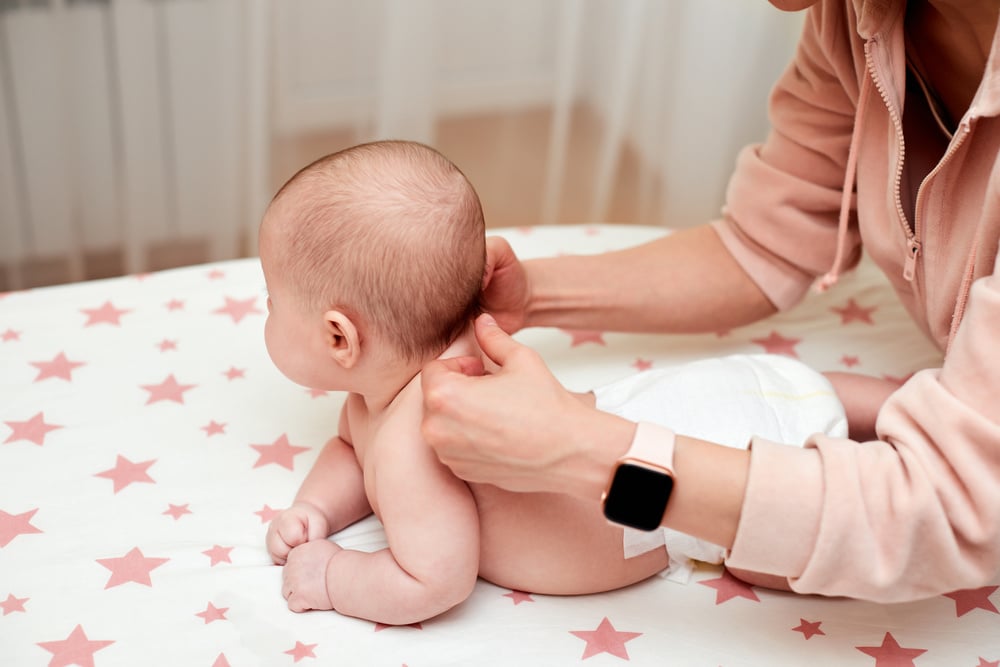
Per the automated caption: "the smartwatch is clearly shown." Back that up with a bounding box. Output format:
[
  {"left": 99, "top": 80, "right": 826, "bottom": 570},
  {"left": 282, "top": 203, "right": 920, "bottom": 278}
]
[{"left": 601, "top": 422, "right": 676, "bottom": 531}]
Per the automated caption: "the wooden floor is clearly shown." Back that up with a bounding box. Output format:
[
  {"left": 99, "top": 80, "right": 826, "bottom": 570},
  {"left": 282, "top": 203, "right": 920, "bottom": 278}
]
[{"left": 3, "top": 106, "right": 651, "bottom": 290}]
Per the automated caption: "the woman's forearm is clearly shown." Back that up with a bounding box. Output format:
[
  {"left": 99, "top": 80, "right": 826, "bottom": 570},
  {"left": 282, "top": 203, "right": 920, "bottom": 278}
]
[{"left": 523, "top": 225, "right": 776, "bottom": 334}]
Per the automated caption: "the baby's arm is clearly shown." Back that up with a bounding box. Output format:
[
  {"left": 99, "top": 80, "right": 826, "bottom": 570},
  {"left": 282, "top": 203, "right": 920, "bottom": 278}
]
[
  {"left": 822, "top": 371, "right": 900, "bottom": 442},
  {"left": 266, "top": 404, "right": 371, "bottom": 564},
  {"left": 283, "top": 385, "right": 480, "bottom": 625}
]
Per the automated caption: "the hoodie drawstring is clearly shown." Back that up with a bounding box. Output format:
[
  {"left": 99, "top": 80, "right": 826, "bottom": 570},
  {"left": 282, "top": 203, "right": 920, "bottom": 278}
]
[{"left": 816, "top": 70, "right": 873, "bottom": 293}]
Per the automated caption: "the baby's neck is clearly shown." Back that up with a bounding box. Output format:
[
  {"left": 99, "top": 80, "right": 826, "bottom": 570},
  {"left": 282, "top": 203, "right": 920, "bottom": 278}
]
[{"left": 356, "top": 321, "right": 480, "bottom": 414}]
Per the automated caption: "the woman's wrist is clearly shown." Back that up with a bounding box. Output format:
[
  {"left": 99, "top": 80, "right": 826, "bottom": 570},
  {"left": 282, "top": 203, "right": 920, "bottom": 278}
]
[{"left": 558, "top": 409, "right": 636, "bottom": 501}]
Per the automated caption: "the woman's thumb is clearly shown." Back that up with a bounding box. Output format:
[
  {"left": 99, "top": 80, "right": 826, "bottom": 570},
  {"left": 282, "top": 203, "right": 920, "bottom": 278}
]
[{"left": 475, "top": 313, "right": 521, "bottom": 366}]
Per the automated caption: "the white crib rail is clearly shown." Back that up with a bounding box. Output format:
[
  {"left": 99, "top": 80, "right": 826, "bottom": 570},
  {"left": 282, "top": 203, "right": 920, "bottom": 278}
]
[{"left": 0, "top": 0, "right": 268, "bottom": 290}]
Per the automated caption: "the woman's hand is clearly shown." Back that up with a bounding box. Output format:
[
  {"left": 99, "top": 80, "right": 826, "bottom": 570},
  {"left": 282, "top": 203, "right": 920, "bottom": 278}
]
[
  {"left": 421, "top": 314, "right": 634, "bottom": 498},
  {"left": 481, "top": 236, "right": 531, "bottom": 333}
]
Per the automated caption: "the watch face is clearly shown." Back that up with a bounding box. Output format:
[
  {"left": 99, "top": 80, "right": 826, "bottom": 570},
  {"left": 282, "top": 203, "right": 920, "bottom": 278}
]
[{"left": 603, "top": 462, "right": 673, "bottom": 532}]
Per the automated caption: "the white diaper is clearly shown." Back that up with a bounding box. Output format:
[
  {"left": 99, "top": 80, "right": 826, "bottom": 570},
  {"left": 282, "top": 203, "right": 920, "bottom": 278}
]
[{"left": 592, "top": 354, "right": 847, "bottom": 583}]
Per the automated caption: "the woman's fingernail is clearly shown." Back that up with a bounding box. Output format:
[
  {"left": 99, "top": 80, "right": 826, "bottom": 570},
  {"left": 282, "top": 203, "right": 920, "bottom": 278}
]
[{"left": 480, "top": 313, "right": 497, "bottom": 326}]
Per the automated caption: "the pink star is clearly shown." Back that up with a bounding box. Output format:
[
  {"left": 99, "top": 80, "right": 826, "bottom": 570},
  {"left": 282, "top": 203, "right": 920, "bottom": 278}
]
[
  {"left": 792, "top": 618, "right": 825, "bottom": 639},
  {"left": 203, "top": 544, "right": 234, "bottom": 566},
  {"left": 213, "top": 654, "right": 232, "bottom": 667},
  {"left": 94, "top": 455, "right": 156, "bottom": 493},
  {"left": 977, "top": 659, "right": 1000, "bottom": 667},
  {"left": 0, "top": 508, "right": 43, "bottom": 547},
  {"left": 570, "top": 617, "right": 641, "bottom": 660},
  {"left": 250, "top": 434, "right": 310, "bottom": 471},
  {"left": 4, "top": 411, "right": 62, "bottom": 445},
  {"left": 750, "top": 331, "right": 801, "bottom": 358},
  {"left": 31, "top": 351, "right": 86, "bottom": 382},
  {"left": 856, "top": 632, "right": 926, "bottom": 666},
  {"left": 223, "top": 366, "right": 245, "bottom": 380},
  {"left": 202, "top": 420, "right": 227, "bottom": 437},
  {"left": 81, "top": 300, "right": 131, "bottom": 326},
  {"left": 943, "top": 585, "right": 999, "bottom": 617},
  {"left": 503, "top": 590, "right": 534, "bottom": 605},
  {"left": 195, "top": 602, "right": 229, "bottom": 624},
  {"left": 255, "top": 504, "right": 281, "bottom": 523},
  {"left": 2, "top": 328, "right": 20, "bottom": 342},
  {"left": 831, "top": 298, "right": 877, "bottom": 325},
  {"left": 1, "top": 593, "right": 28, "bottom": 615},
  {"left": 140, "top": 374, "right": 196, "bottom": 405},
  {"left": 632, "top": 358, "right": 653, "bottom": 372},
  {"left": 163, "top": 503, "right": 192, "bottom": 520},
  {"left": 37, "top": 625, "right": 114, "bottom": 667},
  {"left": 841, "top": 354, "right": 860, "bottom": 368},
  {"left": 155, "top": 339, "right": 178, "bottom": 352},
  {"left": 213, "top": 296, "right": 263, "bottom": 324},
  {"left": 306, "top": 388, "right": 328, "bottom": 398},
  {"left": 165, "top": 298, "right": 185, "bottom": 311},
  {"left": 97, "top": 547, "right": 168, "bottom": 588},
  {"left": 698, "top": 569, "right": 760, "bottom": 604},
  {"left": 560, "top": 329, "right": 606, "bottom": 347},
  {"left": 285, "top": 641, "right": 318, "bottom": 662},
  {"left": 207, "top": 269, "right": 226, "bottom": 280}
]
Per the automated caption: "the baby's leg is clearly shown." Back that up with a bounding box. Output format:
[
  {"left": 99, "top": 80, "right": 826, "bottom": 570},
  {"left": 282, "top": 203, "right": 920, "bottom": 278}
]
[{"left": 473, "top": 484, "right": 667, "bottom": 595}]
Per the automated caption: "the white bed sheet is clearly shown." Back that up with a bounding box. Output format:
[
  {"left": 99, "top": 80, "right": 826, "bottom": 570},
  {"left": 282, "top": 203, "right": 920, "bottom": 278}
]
[{"left": 2, "top": 225, "right": 998, "bottom": 666}]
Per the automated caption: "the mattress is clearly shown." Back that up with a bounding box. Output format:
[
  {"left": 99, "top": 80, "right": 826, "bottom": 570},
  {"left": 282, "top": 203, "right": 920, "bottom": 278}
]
[{"left": 2, "top": 224, "right": 997, "bottom": 666}]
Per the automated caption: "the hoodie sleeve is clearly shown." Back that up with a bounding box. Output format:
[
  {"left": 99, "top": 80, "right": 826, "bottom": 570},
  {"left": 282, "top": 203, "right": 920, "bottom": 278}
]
[
  {"left": 711, "top": 2, "right": 864, "bottom": 310},
  {"left": 728, "top": 242, "right": 1000, "bottom": 601}
]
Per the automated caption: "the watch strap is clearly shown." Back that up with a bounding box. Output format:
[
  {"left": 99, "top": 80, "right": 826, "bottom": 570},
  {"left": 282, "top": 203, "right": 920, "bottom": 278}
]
[{"left": 622, "top": 422, "right": 676, "bottom": 474}]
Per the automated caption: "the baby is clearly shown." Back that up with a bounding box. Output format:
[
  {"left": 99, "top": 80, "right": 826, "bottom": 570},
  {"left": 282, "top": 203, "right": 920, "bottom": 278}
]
[{"left": 260, "top": 140, "right": 847, "bottom": 625}]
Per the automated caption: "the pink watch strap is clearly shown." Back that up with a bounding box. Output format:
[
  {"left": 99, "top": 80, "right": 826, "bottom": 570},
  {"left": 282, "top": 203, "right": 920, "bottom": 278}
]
[{"left": 622, "top": 422, "right": 676, "bottom": 475}]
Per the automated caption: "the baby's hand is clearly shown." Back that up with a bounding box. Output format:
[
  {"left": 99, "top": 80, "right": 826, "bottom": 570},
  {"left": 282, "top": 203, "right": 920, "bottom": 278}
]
[
  {"left": 266, "top": 502, "right": 331, "bottom": 565},
  {"left": 282, "top": 539, "right": 341, "bottom": 612}
]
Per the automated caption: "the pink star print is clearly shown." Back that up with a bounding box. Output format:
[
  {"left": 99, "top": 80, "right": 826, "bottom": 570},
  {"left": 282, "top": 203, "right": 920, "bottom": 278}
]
[
  {"left": 503, "top": 590, "right": 534, "bottom": 605},
  {"left": 202, "top": 420, "right": 227, "bottom": 437},
  {"left": 570, "top": 617, "right": 641, "bottom": 660},
  {"left": 155, "top": 339, "right": 178, "bottom": 352},
  {"left": 1, "top": 593, "right": 28, "bottom": 615},
  {"left": 285, "top": 641, "right": 318, "bottom": 662},
  {"left": 841, "top": 354, "right": 860, "bottom": 368},
  {"left": 203, "top": 545, "right": 234, "bottom": 566},
  {"left": 31, "top": 351, "right": 86, "bottom": 382},
  {"left": 4, "top": 411, "right": 62, "bottom": 445},
  {"left": 250, "top": 434, "right": 310, "bottom": 470},
  {"left": 750, "top": 331, "right": 801, "bottom": 358},
  {"left": 97, "top": 547, "right": 169, "bottom": 588},
  {"left": 37, "top": 625, "right": 114, "bottom": 667},
  {"left": 163, "top": 503, "right": 192, "bottom": 520},
  {"left": 2, "top": 328, "right": 20, "bottom": 342},
  {"left": 632, "top": 358, "right": 653, "bottom": 372},
  {"left": 560, "top": 329, "right": 607, "bottom": 347},
  {"left": 81, "top": 300, "right": 130, "bottom": 326},
  {"left": 306, "top": 388, "right": 328, "bottom": 398},
  {"left": 792, "top": 618, "right": 825, "bottom": 639},
  {"left": 0, "top": 508, "right": 42, "bottom": 547},
  {"left": 856, "top": 632, "right": 926, "bottom": 666},
  {"left": 698, "top": 569, "right": 760, "bottom": 604},
  {"left": 943, "top": 585, "right": 999, "bottom": 617},
  {"left": 207, "top": 269, "right": 226, "bottom": 280},
  {"left": 255, "top": 505, "right": 281, "bottom": 523},
  {"left": 196, "top": 602, "right": 229, "bottom": 624},
  {"left": 165, "top": 298, "right": 185, "bottom": 311},
  {"left": 223, "top": 366, "right": 245, "bottom": 380},
  {"left": 140, "top": 374, "right": 196, "bottom": 404},
  {"left": 94, "top": 455, "right": 156, "bottom": 493},
  {"left": 80, "top": 301, "right": 129, "bottom": 325},
  {"left": 831, "top": 298, "right": 877, "bottom": 324},
  {"left": 213, "top": 654, "right": 232, "bottom": 667},
  {"left": 977, "top": 659, "right": 1000, "bottom": 667},
  {"left": 213, "top": 296, "right": 263, "bottom": 323}
]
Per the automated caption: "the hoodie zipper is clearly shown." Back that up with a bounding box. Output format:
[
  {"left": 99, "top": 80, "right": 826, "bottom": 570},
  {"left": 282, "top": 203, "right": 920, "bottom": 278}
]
[{"left": 864, "top": 38, "right": 922, "bottom": 283}]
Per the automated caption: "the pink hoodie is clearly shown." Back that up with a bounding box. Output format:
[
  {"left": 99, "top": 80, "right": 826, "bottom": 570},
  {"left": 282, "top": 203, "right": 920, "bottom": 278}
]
[{"left": 712, "top": 0, "right": 1000, "bottom": 601}]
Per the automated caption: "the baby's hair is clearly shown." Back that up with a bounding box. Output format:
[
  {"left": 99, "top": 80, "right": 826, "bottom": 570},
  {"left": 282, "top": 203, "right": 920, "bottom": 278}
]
[{"left": 267, "top": 140, "right": 486, "bottom": 361}]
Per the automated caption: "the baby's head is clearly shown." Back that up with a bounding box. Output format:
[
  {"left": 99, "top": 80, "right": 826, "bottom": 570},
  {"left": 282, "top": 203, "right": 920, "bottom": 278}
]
[{"left": 259, "top": 141, "right": 486, "bottom": 385}]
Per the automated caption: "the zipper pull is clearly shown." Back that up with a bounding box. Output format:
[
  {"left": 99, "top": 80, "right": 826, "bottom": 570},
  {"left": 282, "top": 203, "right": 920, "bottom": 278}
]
[{"left": 903, "top": 238, "right": 921, "bottom": 281}]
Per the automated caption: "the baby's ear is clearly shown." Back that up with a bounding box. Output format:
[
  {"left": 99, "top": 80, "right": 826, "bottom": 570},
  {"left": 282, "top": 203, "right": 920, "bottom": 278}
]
[{"left": 323, "top": 310, "right": 361, "bottom": 369}]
